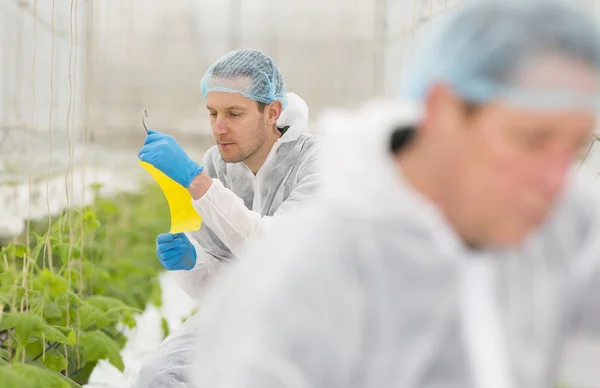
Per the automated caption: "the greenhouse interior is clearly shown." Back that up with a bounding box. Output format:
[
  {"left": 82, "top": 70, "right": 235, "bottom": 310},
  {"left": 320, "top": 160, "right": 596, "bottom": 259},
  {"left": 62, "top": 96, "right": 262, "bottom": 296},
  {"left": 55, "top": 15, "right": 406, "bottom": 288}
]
[{"left": 2, "top": 0, "right": 600, "bottom": 387}]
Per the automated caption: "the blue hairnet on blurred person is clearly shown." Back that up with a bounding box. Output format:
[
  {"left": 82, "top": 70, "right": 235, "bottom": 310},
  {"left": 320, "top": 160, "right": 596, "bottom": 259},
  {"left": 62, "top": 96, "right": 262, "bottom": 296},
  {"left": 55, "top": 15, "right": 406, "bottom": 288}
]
[
  {"left": 404, "top": 0, "right": 600, "bottom": 111},
  {"left": 183, "top": 1, "right": 600, "bottom": 387},
  {"left": 133, "top": 49, "right": 322, "bottom": 387}
]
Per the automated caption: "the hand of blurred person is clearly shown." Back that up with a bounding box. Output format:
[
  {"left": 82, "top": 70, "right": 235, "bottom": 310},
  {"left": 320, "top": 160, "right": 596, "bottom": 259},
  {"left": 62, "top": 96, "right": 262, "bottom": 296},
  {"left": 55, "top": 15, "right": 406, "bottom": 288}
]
[
  {"left": 138, "top": 130, "right": 204, "bottom": 188},
  {"left": 156, "top": 232, "right": 197, "bottom": 271}
]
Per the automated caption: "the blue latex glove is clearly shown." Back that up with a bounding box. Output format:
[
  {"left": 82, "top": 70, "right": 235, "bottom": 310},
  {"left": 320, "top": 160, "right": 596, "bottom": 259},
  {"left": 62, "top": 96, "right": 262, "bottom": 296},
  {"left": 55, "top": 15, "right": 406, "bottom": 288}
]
[
  {"left": 138, "top": 130, "right": 204, "bottom": 188},
  {"left": 156, "top": 233, "right": 197, "bottom": 271}
]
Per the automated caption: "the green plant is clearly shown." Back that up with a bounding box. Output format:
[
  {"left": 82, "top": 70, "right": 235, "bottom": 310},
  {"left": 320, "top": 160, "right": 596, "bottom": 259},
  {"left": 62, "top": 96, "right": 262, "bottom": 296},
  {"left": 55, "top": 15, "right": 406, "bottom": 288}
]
[{"left": 0, "top": 183, "right": 169, "bottom": 387}]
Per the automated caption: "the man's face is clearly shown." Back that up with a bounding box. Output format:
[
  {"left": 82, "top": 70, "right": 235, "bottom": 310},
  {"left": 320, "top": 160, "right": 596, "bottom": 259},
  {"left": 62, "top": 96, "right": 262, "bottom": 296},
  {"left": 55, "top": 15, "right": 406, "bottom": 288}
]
[
  {"left": 424, "top": 65, "right": 597, "bottom": 247},
  {"left": 206, "top": 91, "right": 272, "bottom": 163}
]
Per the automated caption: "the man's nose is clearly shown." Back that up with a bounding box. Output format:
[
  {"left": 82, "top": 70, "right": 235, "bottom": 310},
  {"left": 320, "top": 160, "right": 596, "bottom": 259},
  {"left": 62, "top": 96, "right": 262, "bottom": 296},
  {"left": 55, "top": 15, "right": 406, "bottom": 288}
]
[{"left": 213, "top": 116, "right": 228, "bottom": 134}]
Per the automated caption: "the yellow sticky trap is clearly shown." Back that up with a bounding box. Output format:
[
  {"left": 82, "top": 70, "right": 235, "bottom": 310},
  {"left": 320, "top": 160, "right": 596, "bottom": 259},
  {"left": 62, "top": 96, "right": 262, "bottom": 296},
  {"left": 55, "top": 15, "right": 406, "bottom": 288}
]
[{"left": 139, "top": 160, "right": 203, "bottom": 233}]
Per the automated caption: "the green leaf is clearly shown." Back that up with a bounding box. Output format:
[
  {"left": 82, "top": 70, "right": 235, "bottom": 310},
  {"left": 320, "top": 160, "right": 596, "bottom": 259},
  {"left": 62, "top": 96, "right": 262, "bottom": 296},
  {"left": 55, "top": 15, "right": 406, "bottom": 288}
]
[
  {"left": 64, "top": 292, "right": 84, "bottom": 306},
  {"left": 81, "top": 210, "right": 100, "bottom": 231},
  {"left": 122, "top": 314, "right": 136, "bottom": 329},
  {"left": 30, "top": 233, "right": 47, "bottom": 264},
  {"left": 53, "top": 242, "right": 82, "bottom": 261},
  {"left": 83, "top": 296, "right": 140, "bottom": 329},
  {"left": 51, "top": 326, "right": 77, "bottom": 346},
  {"left": 67, "top": 360, "right": 96, "bottom": 385},
  {"left": 0, "top": 292, "right": 12, "bottom": 306},
  {"left": 1, "top": 286, "right": 42, "bottom": 308},
  {"left": 41, "top": 325, "right": 73, "bottom": 345},
  {"left": 0, "top": 365, "right": 35, "bottom": 388},
  {"left": 89, "top": 182, "right": 103, "bottom": 193},
  {"left": 1, "top": 244, "right": 30, "bottom": 259},
  {"left": 0, "top": 271, "right": 16, "bottom": 288},
  {"left": 40, "top": 352, "right": 67, "bottom": 372},
  {"left": 0, "top": 312, "right": 36, "bottom": 344},
  {"left": 25, "top": 338, "right": 44, "bottom": 358},
  {"left": 79, "top": 330, "right": 124, "bottom": 372},
  {"left": 99, "top": 199, "right": 119, "bottom": 215},
  {"left": 66, "top": 329, "right": 77, "bottom": 346},
  {"left": 43, "top": 302, "right": 63, "bottom": 320},
  {"left": 11, "top": 363, "right": 71, "bottom": 388},
  {"left": 0, "top": 313, "right": 73, "bottom": 346},
  {"left": 33, "top": 270, "right": 69, "bottom": 297},
  {"left": 78, "top": 304, "right": 110, "bottom": 331},
  {"left": 84, "top": 295, "right": 130, "bottom": 312}
]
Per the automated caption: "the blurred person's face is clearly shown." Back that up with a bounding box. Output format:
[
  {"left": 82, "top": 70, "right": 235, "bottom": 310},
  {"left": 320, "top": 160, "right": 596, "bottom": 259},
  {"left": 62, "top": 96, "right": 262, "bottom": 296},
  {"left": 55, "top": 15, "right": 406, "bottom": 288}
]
[
  {"left": 206, "top": 89, "right": 282, "bottom": 172},
  {"left": 417, "top": 59, "right": 597, "bottom": 247}
]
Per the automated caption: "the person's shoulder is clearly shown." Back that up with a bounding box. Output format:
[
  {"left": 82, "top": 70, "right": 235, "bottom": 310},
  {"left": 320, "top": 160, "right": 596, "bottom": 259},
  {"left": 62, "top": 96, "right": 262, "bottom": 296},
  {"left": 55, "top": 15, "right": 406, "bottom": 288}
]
[
  {"left": 297, "top": 132, "right": 322, "bottom": 148},
  {"left": 291, "top": 133, "right": 322, "bottom": 162}
]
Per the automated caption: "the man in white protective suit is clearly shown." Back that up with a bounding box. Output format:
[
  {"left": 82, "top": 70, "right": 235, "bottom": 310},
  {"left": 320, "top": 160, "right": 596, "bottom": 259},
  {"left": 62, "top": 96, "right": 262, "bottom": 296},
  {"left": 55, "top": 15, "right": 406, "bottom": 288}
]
[
  {"left": 185, "top": 1, "right": 600, "bottom": 387},
  {"left": 133, "top": 49, "right": 321, "bottom": 387}
]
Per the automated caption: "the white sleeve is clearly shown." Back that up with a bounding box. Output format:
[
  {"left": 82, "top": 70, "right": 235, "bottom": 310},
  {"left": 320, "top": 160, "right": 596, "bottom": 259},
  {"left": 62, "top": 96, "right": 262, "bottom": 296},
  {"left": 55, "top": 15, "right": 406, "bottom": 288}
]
[
  {"left": 190, "top": 163, "right": 321, "bottom": 257},
  {"left": 170, "top": 237, "right": 228, "bottom": 302},
  {"left": 190, "top": 180, "right": 267, "bottom": 257}
]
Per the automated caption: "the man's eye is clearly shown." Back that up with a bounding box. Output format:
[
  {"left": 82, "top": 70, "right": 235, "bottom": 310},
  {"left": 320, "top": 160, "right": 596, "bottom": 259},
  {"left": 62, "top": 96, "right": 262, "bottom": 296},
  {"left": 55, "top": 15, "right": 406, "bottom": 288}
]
[
  {"left": 230, "top": 112, "right": 241, "bottom": 118},
  {"left": 209, "top": 112, "right": 217, "bottom": 118}
]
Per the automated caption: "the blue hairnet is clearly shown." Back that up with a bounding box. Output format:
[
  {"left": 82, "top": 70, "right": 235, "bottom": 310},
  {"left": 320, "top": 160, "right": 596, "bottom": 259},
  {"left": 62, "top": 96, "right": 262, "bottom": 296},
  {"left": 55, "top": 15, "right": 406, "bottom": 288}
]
[
  {"left": 200, "top": 49, "right": 288, "bottom": 109},
  {"left": 403, "top": 0, "right": 600, "bottom": 111}
]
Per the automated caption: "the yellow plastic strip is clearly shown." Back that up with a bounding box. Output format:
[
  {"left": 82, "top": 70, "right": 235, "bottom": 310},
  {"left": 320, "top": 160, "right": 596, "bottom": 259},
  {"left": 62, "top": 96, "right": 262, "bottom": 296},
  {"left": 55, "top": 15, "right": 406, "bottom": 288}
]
[{"left": 139, "top": 160, "right": 203, "bottom": 233}]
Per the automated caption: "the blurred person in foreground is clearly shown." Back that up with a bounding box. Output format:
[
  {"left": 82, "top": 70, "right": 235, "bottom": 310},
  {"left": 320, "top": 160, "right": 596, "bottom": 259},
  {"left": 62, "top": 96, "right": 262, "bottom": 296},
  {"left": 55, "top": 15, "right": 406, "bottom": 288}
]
[
  {"left": 186, "top": 1, "right": 600, "bottom": 387},
  {"left": 133, "top": 49, "right": 321, "bottom": 387}
]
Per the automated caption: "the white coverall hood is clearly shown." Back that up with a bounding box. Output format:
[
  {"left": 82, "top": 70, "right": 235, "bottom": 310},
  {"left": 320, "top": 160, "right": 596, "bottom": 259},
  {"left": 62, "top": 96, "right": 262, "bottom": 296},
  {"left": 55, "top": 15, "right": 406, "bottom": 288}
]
[
  {"left": 276, "top": 92, "right": 310, "bottom": 143},
  {"left": 318, "top": 99, "right": 464, "bottom": 253}
]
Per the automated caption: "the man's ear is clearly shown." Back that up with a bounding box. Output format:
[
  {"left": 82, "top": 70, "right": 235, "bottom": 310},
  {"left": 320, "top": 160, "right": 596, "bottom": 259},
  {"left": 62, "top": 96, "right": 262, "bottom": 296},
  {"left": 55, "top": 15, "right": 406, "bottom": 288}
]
[
  {"left": 267, "top": 101, "right": 283, "bottom": 125},
  {"left": 422, "top": 83, "right": 466, "bottom": 137}
]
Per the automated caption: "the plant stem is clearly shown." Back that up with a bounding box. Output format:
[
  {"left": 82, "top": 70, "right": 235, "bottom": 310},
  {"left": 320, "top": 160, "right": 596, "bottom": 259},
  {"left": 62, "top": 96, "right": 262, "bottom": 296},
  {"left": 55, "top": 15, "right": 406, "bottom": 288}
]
[{"left": 14, "top": 345, "right": 23, "bottom": 364}]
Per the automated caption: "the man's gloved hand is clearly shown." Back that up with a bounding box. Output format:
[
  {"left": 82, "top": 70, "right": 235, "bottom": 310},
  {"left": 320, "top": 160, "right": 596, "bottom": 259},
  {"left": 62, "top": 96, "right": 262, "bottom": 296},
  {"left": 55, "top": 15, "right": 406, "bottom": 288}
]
[
  {"left": 138, "top": 130, "right": 204, "bottom": 188},
  {"left": 156, "top": 233, "right": 197, "bottom": 271}
]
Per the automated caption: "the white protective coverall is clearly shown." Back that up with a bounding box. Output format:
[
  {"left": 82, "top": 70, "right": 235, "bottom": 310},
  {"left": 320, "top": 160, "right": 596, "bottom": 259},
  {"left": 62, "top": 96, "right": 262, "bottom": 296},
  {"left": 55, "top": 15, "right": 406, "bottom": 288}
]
[
  {"left": 186, "top": 100, "right": 600, "bottom": 388},
  {"left": 174, "top": 92, "right": 321, "bottom": 300},
  {"left": 132, "top": 93, "right": 321, "bottom": 388}
]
